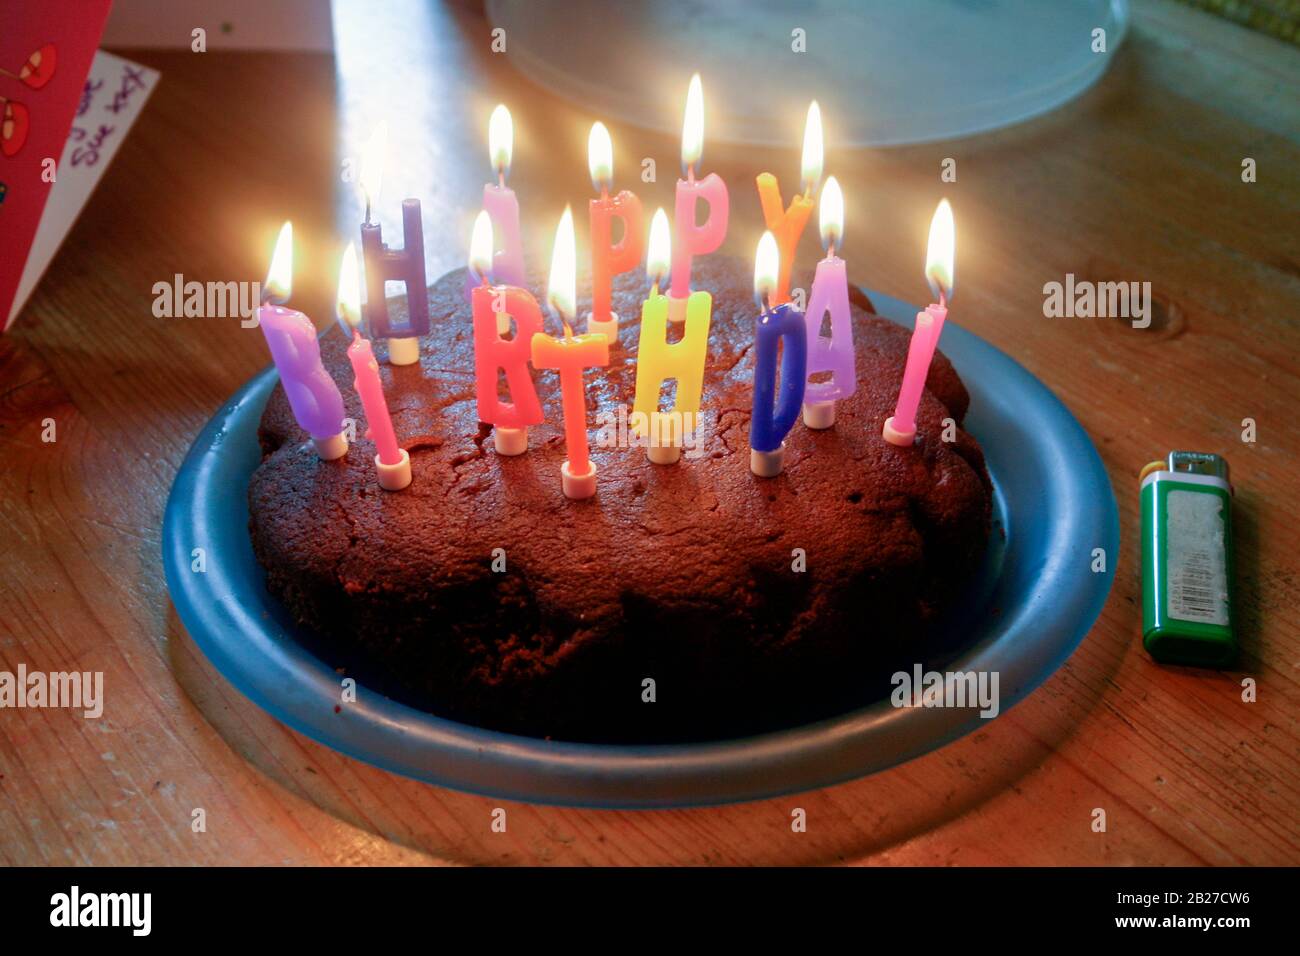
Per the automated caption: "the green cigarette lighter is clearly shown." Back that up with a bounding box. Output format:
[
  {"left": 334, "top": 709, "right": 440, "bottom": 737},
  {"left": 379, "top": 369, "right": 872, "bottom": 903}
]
[{"left": 1139, "top": 452, "right": 1236, "bottom": 667}]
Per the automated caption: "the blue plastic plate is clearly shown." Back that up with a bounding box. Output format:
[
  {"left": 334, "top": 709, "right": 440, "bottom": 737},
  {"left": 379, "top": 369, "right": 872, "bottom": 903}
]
[{"left": 163, "top": 289, "right": 1118, "bottom": 808}]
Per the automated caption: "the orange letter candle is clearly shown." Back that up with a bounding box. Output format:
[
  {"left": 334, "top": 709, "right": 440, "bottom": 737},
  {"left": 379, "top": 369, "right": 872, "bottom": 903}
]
[
  {"left": 469, "top": 211, "right": 544, "bottom": 456},
  {"left": 530, "top": 207, "right": 610, "bottom": 499},
  {"left": 633, "top": 208, "right": 711, "bottom": 465},
  {"left": 755, "top": 101, "right": 823, "bottom": 306},
  {"left": 586, "top": 121, "right": 643, "bottom": 346}
]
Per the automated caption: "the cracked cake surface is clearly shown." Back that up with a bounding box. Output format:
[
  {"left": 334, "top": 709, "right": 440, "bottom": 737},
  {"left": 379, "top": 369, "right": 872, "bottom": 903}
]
[{"left": 248, "top": 257, "right": 991, "bottom": 742}]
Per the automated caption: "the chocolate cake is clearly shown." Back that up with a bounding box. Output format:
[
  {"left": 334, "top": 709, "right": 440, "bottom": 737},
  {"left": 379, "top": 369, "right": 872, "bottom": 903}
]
[{"left": 248, "top": 257, "right": 992, "bottom": 742}]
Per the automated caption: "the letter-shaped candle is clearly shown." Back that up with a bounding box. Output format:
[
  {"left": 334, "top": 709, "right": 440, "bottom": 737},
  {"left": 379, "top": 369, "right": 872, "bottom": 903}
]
[
  {"left": 669, "top": 73, "right": 729, "bottom": 322},
  {"left": 256, "top": 221, "right": 348, "bottom": 460},
  {"left": 335, "top": 242, "right": 411, "bottom": 490},
  {"left": 469, "top": 211, "right": 545, "bottom": 456},
  {"left": 357, "top": 122, "right": 429, "bottom": 366},
  {"left": 530, "top": 207, "right": 609, "bottom": 499},
  {"left": 586, "top": 121, "right": 643, "bottom": 344},
  {"left": 750, "top": 231, "right": 807, "bottom": 477},
  {"left": 464, "top": 104, "right": 526, "bottom": 299},
  {"left": 633, "top": 208, "right": 711, "bottom": 464},
  {"left": 884, "top": 199, "right": 955, "bottom": 446},
  {"left": 802, "top": 176, "right": 855, "bottom": 430},
  {"left": 755, "top": 101, "right": 822, "bottom": 306}
]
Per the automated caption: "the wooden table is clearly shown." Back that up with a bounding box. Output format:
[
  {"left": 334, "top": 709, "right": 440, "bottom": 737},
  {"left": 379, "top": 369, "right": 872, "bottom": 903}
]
[{"left": 2, "top": 0, "right": 1297, "bottom": 866}]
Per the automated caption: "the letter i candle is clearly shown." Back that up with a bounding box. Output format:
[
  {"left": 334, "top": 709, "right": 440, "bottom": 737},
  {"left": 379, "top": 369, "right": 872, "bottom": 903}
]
[
  {"left": 335, "top": 242, "right": 411, "bottom": 490},
  {"left": 802, "top": 176, "right": 855, "bottom": 429},
  {"left": 633, "top": 208, "right": 711, "bottom": 465},
  {"left": 469, "top": 211, "right": 545, "bottom": 456},
  {"left": 530, "top": 207, "right": 610, "bottom": 499},
  {"left": 464, "top": 104, "right": 526, "bottom": 299},
  {"left": 256, "top": 222, "right": 349, "bottom": 460},
  {"left": 750, "top": 231, "right": 807, "bottom": 477},
  {"left": 357, "top": 122, "right": 430, "bottom": 366},
  {"left": 755, "top": 101, "right": 823, "bottom": 307},
  {"left": 669, "top": 73, "right": 729, "bottom": 323},
  {"left": 884, "top": 199, "right": 956, "bottom": 446},
  {"left": 585, "top": 121, "right": 643, "bottom": 345}
]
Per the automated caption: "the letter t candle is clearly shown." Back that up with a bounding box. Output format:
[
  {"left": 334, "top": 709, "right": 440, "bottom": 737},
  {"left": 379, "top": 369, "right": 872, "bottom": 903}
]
[
  {"left": 884, "top": 199, "right": 956, "bottom": 446},
  {"left": 335, "top": 242, "right": 411, "bottom": 491},
  {"left": 357, "top": 122, "right": 430, "bottom": 366}
]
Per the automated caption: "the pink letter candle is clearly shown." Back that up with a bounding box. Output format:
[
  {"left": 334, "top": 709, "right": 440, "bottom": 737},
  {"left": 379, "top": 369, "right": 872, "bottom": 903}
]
[
  {"left": 802, "top": 176, "right": 855, "bottom": 430},
  {"left": 357, "top": 123, "right": 429, "bottom": 367},
  {"left": 469, "top": 211, "right": 545, "bottom": 456},
  {"left": 586, "top": 121, "right": 644, "bottom": 344},
  {"left": 530, "top": 207, "right": 610, "bottom": 499},
  {"left": 257, "top": 222, "right": 348, "bottom": 460},
  {"left": 464, "top": 104, "right": 526, "bottom": 299},
  {"left": 884, "top": 199, "right": 956, "bottom": 446},
  {"left": 336, "top": 242, "right": 410, "bottom": 490},
  {"left": 669, "top": 74, "right": 729, "bottom": 322}
]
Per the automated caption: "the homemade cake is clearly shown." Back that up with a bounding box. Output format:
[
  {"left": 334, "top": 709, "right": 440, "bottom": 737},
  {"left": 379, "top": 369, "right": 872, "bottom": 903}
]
[{"left": 248, "top": 256, "right": 992, "bottom": 742}]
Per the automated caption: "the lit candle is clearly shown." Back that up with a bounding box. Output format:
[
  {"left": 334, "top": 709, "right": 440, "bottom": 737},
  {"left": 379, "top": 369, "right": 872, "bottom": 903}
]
[
  {"left": 802, "top": 176, "right": 854, "bottom": 430},
  {"left": 669, "top": 73, "right": 729, "bottom": 322},
  {"left": 335, "top": 242, "right": 411, "bottom": 490},
  {"left": 755, "top": 100, "right": 822, "bottom": 306},
  {"left": 464, "top": 104, "right": 526, "bottom": 299},
  {"left": 530, "top": 207, "right": 610, "bottom": 499},
  {"left": 633, "top": 208, "right": 711, "bottom": 465},
  {"left": 884, "top": 199, "right": 955, "bottom": 446},
  {"left": 469, "top": 210, "right": 545, "bottom": 456},
  {"left": 586, "top": 121, "right": 644, "bottom": 345},
  {"left": 750, "top": 231, "right": 807, "bottom": 477},
  {"left": 357, "top": 122, "right": 430, "bottom": 367},
  {"left": 256, "top": 221, "right": 348, "bottom": 460}
]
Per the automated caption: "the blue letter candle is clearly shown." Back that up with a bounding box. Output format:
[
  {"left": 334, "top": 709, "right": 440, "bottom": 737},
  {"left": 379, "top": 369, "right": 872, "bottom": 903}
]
[{"left": 750, "top": 302, "right": 808, "bottom": 455}]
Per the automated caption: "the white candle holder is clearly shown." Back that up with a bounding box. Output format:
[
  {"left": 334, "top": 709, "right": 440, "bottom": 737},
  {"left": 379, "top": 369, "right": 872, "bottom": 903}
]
[
  {"left": 375, "top": 448, "right": 412, "bottom": 491},
  {"left": 493, "top": 426, "right": 529, "bottom": 456},
  {"left": 750, "top": 442, "right": 785, "bottom": 477},
  {"left": 647, "top": 442, "right": 682, "bottom": 465},
  {"left": 882, "top": 416, "right": 917, "bottom": 447},
  {"left": 585, "top": 311, "right": 619, "bottom": 345},
  {"left": 667, "top": 295, "right": 689, "bottom": 323},
  {"left": 802, "top": 401, "right": 836, "bottom": 430},
  {"left": 561, "top": 460, "right": 598, "bottom": 499},
  {"left": 312, "top": 433, "right": 349, "bottom": 460},
  {"left": 387, "top": 336, "right": 420, "bottom": 366}
]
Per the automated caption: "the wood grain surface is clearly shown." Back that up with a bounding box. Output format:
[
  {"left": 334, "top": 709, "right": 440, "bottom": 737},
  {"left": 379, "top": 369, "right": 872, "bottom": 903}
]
[{"left": 1, "top": 0, "right": 1297, "bottom": 866}]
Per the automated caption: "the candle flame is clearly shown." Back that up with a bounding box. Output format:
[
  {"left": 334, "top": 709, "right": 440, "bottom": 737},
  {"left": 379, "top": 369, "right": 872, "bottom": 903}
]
[
  {"left": 754, "top": 230, "right": 779, "bottom": 309},
  {"left": 469, "top": 210, "right": 494, "bottom": 283},
  {"left": 925, "top": 198, "right": 955, "bottom": 302},
  {"left": 588, "top": 121, "right": 613, "bottom": 193},
  {"left": 681, "top": 73, "right": 704, "bottom": 173},
  {"left": 359, "top": 121, "right": 387, "bottom": 215},
  {"left": 335, "top": 242, "right": 362, "bottom": 334},
  {"left": 646, "top": 207, "right": 671, "bottom": 286},
  {"left": 801, "top": 100, "right": 823, "bottom": 195},
  {"left": 264, "top": 221, "right": 293, "bottom": 303},
  {"left": 547, "top": 205, "right": 576, "bottom": 324},
  {"left": 489, "top": 104, "right": 513, "bottom": 180},
  {"left": 820, "top": 175, "right": 844, "bottom": 252}
]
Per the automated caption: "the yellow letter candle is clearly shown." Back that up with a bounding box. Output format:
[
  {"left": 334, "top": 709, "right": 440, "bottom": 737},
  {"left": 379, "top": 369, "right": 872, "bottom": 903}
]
[
  {"left": 633, "top": 208, "right": 711, "bottom": 465},
  {"left": 755, "top": 101, "right": 823, "bottom": 306}
]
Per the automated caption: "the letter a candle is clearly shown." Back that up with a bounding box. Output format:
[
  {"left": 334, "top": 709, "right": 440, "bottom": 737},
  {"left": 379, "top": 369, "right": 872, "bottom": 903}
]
[
  {"left": 256, "top": 221, "right": 349, "bottom": 460},
  {"left": 586, "top": 121, "right": 643, "bottom": 345},
  {"left": 750, "top": 231, "right": 807, "bottom": 477},
  {"left": 531, "top": 207, "right": 610, "bottom": 499},
  {"left": 335, "top": 242, "right": 411, "bottom": 491},
  {"left": 802, "top": 176, "right": 855, "bottom": 429},
  {"left": 755, "top": 101, "right": 823, "bottom": 306},
  {"left": 669, "top": 73, "right": 729, "bottom": 322},
  {"left": 884, "top": 199, "right": 956, "bottom": 446},
  {"left": 357, "top": 122, "right": 430, "bottom": 367},
  {"left": 469, "top": 211, "right": 545, "bottom": 456},
  {"left": 633, "top": 208, "right": 711, "bottom": 465}
]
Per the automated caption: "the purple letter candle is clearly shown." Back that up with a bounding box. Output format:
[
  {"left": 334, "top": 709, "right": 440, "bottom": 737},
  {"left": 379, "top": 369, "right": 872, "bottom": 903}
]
[{"left": 360, "top": 197, "right": 429, "bottom": 366}]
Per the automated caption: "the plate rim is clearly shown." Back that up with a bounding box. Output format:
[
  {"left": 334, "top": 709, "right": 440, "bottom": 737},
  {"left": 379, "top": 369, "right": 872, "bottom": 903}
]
[{"left": 163, "top": 288, "right": 1119, "bottom": 809}]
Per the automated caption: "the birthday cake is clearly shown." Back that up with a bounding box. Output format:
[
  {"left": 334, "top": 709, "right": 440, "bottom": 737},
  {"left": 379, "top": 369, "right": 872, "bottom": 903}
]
[{"left": 248, "top": 256, "right": 991, "bottom": 742}]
